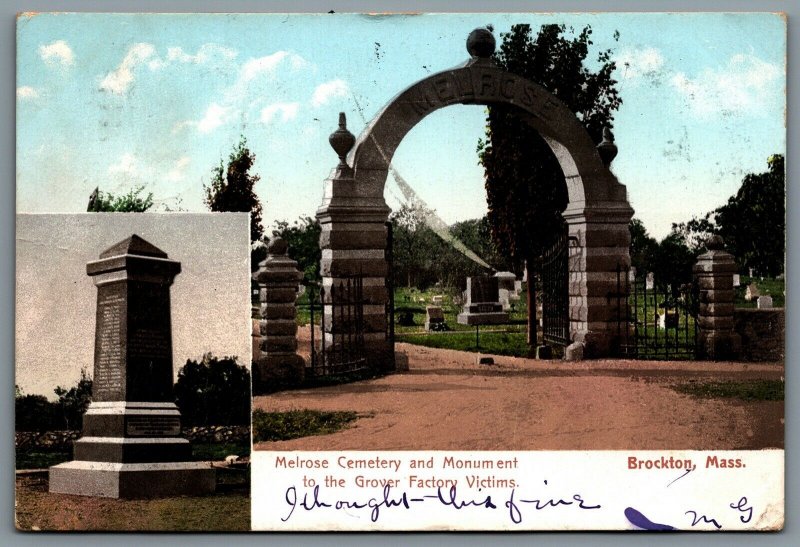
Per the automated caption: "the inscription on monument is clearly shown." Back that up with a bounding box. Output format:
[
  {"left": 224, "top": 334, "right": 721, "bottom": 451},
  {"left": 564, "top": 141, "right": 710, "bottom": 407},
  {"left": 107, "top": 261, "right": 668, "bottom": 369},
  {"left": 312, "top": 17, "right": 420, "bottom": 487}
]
[
  {"left": 126, "top": 415, "right": 181, "bottom": 437},
  {"left": 94, "top": 289, "right": 125, "bottom": 399}
]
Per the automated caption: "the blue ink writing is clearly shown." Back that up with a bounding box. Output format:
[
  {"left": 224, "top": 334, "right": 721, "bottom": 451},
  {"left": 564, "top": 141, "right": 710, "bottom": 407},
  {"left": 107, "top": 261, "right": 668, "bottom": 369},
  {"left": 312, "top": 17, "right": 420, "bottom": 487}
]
[
  {"left": 730, "top": 496, "right": 753, "bottom": 523},
  {"left": 506, "top": 487, "right": 601, "bottom": 524},
  {"left": 686, "top": 510, "right": 722, "bottom": 529}
]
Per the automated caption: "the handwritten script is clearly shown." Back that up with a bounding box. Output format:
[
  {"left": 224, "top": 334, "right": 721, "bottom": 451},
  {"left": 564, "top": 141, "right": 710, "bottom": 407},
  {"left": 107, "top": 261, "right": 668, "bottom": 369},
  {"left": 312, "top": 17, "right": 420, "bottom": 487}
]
[{"left": 282, "top": 484, "right": 601, "bottom": 524}]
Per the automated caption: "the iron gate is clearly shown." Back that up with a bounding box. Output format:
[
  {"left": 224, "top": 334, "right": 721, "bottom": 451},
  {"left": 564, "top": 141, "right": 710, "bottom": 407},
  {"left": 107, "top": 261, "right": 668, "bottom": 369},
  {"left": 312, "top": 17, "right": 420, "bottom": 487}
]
[
  {"left": 307, "top": 276, "right": 369, "bottom": 377},
  {"left": 615, "top": 266, "right": 699, "bottom": 359},
  {"left": 540, "top": 230, "right": 576, "bottom": 346}
]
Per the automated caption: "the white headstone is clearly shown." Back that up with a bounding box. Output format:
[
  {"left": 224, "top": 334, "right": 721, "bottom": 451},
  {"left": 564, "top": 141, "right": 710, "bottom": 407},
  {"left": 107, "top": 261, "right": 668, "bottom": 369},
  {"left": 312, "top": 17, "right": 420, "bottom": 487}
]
[
  {"left": 749, "top": 267, "right": 754, "bottom": 277},
  {"left": 744, "top": 283, "right": 760, "bottom": 302},
  {"left": 431, "top": 295, "right": 443, "bottom": 305},
  {"left": 628, "top": 267, "right": 637, "bottom": 282},
  {"left": 733, "top": 274, "right": 740, "bottom": 287},
  {"left": 646, "top": 272, "right": 655, "bottom": 290},
  {"left": 757, "top": 295, "right": 773, "bottom": 309}
]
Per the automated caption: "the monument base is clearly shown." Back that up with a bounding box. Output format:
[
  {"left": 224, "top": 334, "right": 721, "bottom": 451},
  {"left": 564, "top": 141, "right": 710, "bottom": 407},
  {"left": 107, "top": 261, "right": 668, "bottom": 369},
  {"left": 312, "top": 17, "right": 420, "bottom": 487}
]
[
  {"left": 49, "top": 460, "right": 216, "bottom": 499},
  {"left": 456, "top": 312, "right": 509, "bottom": 326}
]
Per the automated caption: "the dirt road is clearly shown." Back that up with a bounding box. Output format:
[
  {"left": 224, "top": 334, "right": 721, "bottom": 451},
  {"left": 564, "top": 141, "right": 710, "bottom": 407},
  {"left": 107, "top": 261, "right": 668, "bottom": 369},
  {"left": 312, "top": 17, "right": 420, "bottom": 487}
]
[{"left": 254, "top": 341, "right": 783, "bottom": 451}]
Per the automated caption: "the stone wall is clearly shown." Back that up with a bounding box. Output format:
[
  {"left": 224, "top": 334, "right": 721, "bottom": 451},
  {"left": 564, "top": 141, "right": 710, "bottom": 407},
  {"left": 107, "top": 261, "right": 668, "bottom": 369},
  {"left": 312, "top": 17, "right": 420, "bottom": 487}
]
[
  {"left": 16, "top": 426, "right": 250, "bottom": 451},
  {"left": 733, "top": 308, "right": 785, "bottom": 362}
]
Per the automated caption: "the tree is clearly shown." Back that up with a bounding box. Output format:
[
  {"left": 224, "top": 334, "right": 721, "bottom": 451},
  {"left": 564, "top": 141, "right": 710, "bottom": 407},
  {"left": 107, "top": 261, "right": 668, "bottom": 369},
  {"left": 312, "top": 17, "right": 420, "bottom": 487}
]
[
  {"left": 629, "top": 218, "right": 658, "bottom": 274},
  {"left": 712, "top": 155, "right": 784, "bottom": 276},
  {"left": 478, "top": 23, "right": 622, "bottom": 346},
  {"left": 670, "top": 155, "right": 785, "bottom": 276},
  {"left": 390, "top": 202, "right": 440, "bottom": 288},
  {"left": 273, "top": 216, "right": 322, "bottom": 281},
  {"left": 204, "top": 136, "right": 264, "bottom": 242},
  {"left": 87, "top": 185, "right": 153, "bottom": 212},
  {"left": 174, "top": 354, "right": 251, "bottom": 427},
  {"left": 52, "top": 368, "right": 93, "bottom": 430}
]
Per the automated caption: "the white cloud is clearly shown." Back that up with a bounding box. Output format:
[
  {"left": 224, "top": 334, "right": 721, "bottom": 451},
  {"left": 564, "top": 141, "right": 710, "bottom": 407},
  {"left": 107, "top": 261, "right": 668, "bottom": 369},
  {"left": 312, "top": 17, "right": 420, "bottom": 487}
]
[
  {"left": 99, "top": 43, "right": 156, "bottom": 94},
  {"left": 240, "top": 51, "right": 306, "bottom": 82},
  {"left": 167, "top": 43, "right": 237, "bottom": 64},
  {"left": 260, "top": 102, "right": 300, "bottom": 123},
  {"left": 108, "top": 153, "right": 138, "bottom": 176},
  {"left": 670, "top": 53, "right": 782, "bottom": 117},
  {"left": 17, "top": 86, "right": 39, "bottom": 99},
  {"left": 39, "top": 40, "right": 74, "bottom": 66},
  {"left": 311, "top": 79, "right": 349, "bottom": 107},
  {"left": 615, "top": 47, "right": 665, "bottom": 82},
  {"left": 166, "top": 156, "right": 191, "bottom": 181},
  {"left": 197, "top": 103, "right": 230, "bottom": 133}
]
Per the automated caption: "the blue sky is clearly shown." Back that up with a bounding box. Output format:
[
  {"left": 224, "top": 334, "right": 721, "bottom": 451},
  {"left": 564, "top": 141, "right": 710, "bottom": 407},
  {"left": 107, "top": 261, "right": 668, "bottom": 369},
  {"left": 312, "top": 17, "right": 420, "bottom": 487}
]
[{"left": 16, "top": 12, "right": 785, "bottom": 240}]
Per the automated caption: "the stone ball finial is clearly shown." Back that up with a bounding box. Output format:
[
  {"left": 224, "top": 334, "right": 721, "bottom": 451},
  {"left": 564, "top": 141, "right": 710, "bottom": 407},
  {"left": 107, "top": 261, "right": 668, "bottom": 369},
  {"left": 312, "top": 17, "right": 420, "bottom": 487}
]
[
  {"left": 467, "top": 28, "right": 496, "bottom": 58},
  {"left": 705, "top": 235, "right": 725, "bottom": 250},
  {"left": 329, "top": 112, "right": 355, "bottom": 168},
  {"left": 597, "top": 126, "right": 618, "bottom": 167},
  {"left": 267, "top": 237, "right": 288, "bottom": 256}
]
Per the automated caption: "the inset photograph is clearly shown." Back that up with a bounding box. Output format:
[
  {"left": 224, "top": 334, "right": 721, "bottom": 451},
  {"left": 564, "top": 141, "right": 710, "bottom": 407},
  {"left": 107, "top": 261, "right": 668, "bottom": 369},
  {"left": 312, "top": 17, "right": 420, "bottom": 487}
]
[{"left": 15, "top": 213, "right": 251, "bottom": 531}]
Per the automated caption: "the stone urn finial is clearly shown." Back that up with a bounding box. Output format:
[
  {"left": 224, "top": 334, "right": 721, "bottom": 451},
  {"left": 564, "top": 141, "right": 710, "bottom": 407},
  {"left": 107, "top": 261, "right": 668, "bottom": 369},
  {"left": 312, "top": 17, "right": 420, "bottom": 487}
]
[
  {"left": 267, "top": 236, "right": 288, "bottom": 256},
  {"left": 597, "top": 127, "right": 618, "bottom": 167},
  {"left": 467, "top": 27, "right": 496, "bottom": 59},
  {"left": 705, "top": 234, "right": 725, "bottom": 251},
  {"left": 329, "top": 112, "right": 355, "bottom": 169}
]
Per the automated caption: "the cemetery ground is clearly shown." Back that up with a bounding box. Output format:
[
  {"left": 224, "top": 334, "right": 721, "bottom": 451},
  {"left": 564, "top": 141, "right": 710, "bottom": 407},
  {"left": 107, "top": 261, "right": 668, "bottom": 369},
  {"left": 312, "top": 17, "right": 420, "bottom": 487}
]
[
  {"left": 15, "top": 469, "right": 249, "bottom": 531},
  {"left": 253, "top": 327, "right": 783, "bottom": 451},
  {"left": 15, "top": 438, "right": 251, "bottom": 531}
]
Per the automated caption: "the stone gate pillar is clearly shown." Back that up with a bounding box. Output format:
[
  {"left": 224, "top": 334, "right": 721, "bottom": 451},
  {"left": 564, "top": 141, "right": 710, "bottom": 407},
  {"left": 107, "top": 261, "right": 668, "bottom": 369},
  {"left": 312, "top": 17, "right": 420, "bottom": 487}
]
[
  {"left": 563, "top": 131, "right": 633, "bottom": 359},
  {"left": 49, "top": 235, "right": 215, "bottom": 498},
  {"left": 694, "top": 235, "right": 741, "bottom": 360},
  {"left": 253, "top": 237, "right": 305, "bottom": 393},
  {"left": 316, "top": 113, "right": 393, "bottom": 371}
]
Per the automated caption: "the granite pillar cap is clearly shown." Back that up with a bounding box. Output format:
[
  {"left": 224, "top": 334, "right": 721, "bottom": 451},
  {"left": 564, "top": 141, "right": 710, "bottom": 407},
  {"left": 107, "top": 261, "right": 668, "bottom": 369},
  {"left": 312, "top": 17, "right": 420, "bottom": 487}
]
[{"left": 86, "top": 234, "right": 181, "bottom": 279}]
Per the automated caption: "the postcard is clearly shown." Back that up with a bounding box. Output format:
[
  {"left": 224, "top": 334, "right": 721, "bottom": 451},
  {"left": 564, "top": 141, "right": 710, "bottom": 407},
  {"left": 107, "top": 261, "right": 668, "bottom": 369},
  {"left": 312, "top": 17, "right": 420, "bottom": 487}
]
[{"left": 16, "top": 12, "right": 785, "bottom": 531}]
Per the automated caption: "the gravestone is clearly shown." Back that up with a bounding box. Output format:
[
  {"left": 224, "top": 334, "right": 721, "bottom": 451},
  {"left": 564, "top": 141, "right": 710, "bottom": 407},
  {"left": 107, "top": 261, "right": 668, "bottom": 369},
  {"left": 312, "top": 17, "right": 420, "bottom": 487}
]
[
  {"left": 431, "top": 295, "right": 443, "bottom": 306},
  {"left": 49, "top": 235, "right": 215, "bottom": 499},
  {"left": 494, "top": 271, "right": 517, "bottom": 311},
  {"left": 629, "top": 266, "right": 637, "bottom": 283},
  {"left": 733, "top": 274, "right": 740, "bottom": 287},
  {"left": 646, "top": 272, "right": 655, "bottom": 290},
  {"left": 757, "top": 295, "right": 773, "bottom": 309},
  {"left": 424, "top": 305, "right": 446, "bottom": 331},
  {"left": 456, "top": 276, "right": 508, "bottom": 325},
  {"left": 744, "top": 283, "right": 760, "bottom": 301},
  {"left": 749, "top": 267, "right": 754, "bottom": 277}
]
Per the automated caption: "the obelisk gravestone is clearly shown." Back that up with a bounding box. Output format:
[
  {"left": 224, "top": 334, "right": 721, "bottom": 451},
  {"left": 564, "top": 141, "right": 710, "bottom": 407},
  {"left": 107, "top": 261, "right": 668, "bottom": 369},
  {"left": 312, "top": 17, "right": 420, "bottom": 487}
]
[{"left": 49, "top": 235, "right": 215, "bottom": 498}]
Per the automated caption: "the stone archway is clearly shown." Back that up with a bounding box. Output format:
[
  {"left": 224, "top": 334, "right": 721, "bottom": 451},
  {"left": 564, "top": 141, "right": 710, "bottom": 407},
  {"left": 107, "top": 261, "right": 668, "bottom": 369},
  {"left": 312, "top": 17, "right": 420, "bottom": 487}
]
[{"left": 316, "top": 29, "right": 634, "bottom": 368}]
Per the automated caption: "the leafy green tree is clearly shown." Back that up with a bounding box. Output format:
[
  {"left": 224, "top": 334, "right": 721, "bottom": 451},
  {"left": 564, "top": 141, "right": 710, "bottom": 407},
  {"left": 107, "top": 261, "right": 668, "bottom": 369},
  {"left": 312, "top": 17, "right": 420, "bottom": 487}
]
[
  {"left": 174, "top": 354, "right": 251, "bottom": 427},
  {"left": 629, "top": 218, "right": 658, "bottom": 274},
  {"left": 713, "top": 155, "right": 785, "bottom": 276},
  {"left": 273, "top": 216, "right": 322, "bottom": 281},
  {"left": 671, "top": 155, "right": 785, "bottom": 276},
  {"left": 204, "top": 136, "right": 264, "bottom": 242},
  {"left": 87, "top": 185, "right": 153, "bottom": 212},
  {"left": 478, "top": 23, "right": 622, "bottom": 345},
  {"left": 15, "top": 393, "right": 57, "bottom": 432},
  {"left": 52, "top": 368, "right": 93, "bottom": 430},
  {"left": 390, "top": 202, "right": 440, "bottom": 288}
]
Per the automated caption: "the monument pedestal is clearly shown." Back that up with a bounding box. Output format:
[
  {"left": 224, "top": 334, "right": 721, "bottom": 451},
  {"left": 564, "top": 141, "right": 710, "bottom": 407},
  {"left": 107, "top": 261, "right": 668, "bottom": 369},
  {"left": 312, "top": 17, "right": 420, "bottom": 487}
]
[{"left": 49, "top": 235, "right": 215, "bottom": 499}]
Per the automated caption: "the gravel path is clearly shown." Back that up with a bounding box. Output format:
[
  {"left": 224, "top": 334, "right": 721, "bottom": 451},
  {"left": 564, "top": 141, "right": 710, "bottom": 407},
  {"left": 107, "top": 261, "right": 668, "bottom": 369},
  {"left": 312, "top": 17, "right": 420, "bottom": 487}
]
[{"left": 254, "top": 330, "right": 783, "bottom": 451}]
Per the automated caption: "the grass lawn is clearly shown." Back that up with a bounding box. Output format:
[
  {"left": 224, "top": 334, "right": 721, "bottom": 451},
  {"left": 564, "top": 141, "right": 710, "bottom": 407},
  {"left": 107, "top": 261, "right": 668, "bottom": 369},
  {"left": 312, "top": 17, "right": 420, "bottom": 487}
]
[
  {"left": 252, "top": 409, "right": 360, "bottom": 442},
  {"left": 16, "top": 440, "right": 250, "bottom": 470},
  {"left": 398, "top": 330, "right": 531, "bottom": 357},
  {"left": 15, "top": 473, "right": 249, "bottom": 531},
  {"left": 734, "top": 276, "right": 785, "bottom": 308}
]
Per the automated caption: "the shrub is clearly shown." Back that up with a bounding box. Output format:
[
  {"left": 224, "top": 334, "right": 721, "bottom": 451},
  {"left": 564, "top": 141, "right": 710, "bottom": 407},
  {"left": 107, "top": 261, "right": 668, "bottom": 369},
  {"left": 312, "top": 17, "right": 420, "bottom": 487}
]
[{"left": 174, "top": 354, "right": 251, "bottom": 426}]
